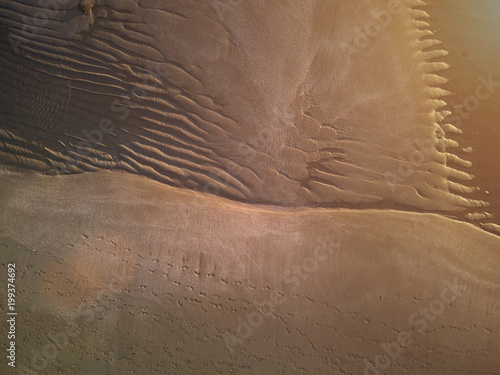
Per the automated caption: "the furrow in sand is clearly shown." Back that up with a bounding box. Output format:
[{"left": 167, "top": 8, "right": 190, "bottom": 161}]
[
  {"left": 139, "top": 111, "right": 209, "bottom": 141},
  {"left": 16, "top": 43, "right": 136, "bottom": 93},
  {"left": 127, "top": 130, "right": 253, "bottom": 195},
  {"left": 125, "top": 140, "right": 246, "bottom": 195}
]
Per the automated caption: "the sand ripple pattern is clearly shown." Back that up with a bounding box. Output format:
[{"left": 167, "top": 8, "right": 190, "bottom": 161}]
[{"left": 0, "top": 0, "right": 496, "bottom": 231}]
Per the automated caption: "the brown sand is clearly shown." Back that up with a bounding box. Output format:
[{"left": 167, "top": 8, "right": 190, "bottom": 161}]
[
  {"left": 1, "top": 171, "right": 499, "bottom": 374},
  {"left": 0, "top": 0, "right": 499, "bottom": 374}
]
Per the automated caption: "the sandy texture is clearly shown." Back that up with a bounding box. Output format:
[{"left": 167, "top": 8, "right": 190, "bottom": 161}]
[
  {"left": 0, "top": 0, "right": 499, "bottom": 374},
  {"left": 0, "top": 0, "right": 494, "bottom": 217},
  {"left": 0, "top": 171, "right": 499, "bottom": 374}
]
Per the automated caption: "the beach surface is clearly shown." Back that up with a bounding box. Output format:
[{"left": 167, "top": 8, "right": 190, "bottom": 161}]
[{"left": 0, "top": 0, "right": 499, "bottom": 373}]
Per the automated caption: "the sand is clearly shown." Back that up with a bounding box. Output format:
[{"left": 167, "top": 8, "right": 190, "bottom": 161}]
[
  {"left": 0, "top": 0, "right": 499, "bottom": 374},
  {"left": 0, "top": 171, "right": 499, "bottom": 374}
]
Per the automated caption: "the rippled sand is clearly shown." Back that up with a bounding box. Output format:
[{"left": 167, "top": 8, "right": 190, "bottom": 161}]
[{"left": 0, "top": 0, "right": 499, "bottom": 374}]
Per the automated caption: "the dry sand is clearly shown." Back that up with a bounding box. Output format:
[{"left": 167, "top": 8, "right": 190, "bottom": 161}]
[
  {"left": 0, "top": 0, "right": 499, "bottom": 374},
  {"left": 0, "top": 171, "right": 499, "bottom": 374}
]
